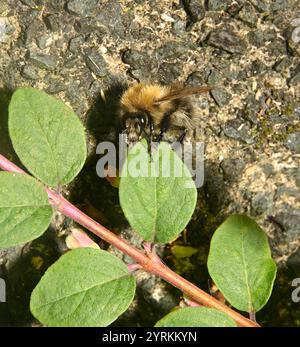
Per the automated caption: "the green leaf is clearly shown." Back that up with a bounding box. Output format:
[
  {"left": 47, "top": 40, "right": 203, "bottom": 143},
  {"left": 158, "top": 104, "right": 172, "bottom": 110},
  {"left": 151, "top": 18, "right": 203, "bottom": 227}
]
[
  {"left": 155, "top": 307, "right": 237, "bottom": 327},
  {"left": 207, "top": 214, "right": 276, "bottom": 313},
  {"left": 119, "top": 140, "right": 197, "bottom": 244},
  {"left": 30, "top": 248, "right": 136, "bottom": 327},
  {"left": 0, "top": 172, "right": 52, "bottom": 248},
  {"left": 9, "top": 87, "right": 87, "bottom": 187}
]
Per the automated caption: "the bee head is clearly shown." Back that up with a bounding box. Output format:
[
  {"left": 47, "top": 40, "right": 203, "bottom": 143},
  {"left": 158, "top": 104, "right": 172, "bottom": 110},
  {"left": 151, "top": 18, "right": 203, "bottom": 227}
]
[{"left": 122, "top": 112, "right": 147, "bottom": 143}]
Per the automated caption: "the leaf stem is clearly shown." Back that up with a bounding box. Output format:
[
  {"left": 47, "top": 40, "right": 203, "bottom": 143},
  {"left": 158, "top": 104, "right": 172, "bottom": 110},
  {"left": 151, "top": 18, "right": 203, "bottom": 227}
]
[
  {"left": 249, "top": 311, "right": 256, "bottom": 322},
  {"left": 0, "top": 153, "right": 259, "bottom": 327}
]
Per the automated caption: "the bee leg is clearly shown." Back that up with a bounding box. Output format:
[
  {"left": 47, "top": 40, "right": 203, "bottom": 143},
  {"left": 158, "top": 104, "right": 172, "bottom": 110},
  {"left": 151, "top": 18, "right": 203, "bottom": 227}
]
[
  {"left": 171, "top": 129, "right": 188, "bottom": 151},
  {"left": 156, "top": 130, "right": 166, "bottom": 143},
  {"left": 148, "top": 118, "right": 154, "bottom": 158},
  {"left": 177, "top": 129, "right": 188, "bottom": 143},
  {"left": 142, "top": 130, "right": 152, "bottom": 160},
  {"left": 149, "top": 117, "right": 154, "bottom": 140},
  {"left": 140, "top": 116, "right": 154, "bottom": 159},
  {"left": 156, "top": 115, "right": 170, "bottom": 143},
  {"left": 142, "top": 130, "right": 152, "bottom": 159}
]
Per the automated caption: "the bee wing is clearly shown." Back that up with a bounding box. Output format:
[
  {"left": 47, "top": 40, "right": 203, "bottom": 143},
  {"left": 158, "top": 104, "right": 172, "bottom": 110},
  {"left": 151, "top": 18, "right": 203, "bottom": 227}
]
[{"left": 155, "top": 85, "right": 212, "bottom": 104}]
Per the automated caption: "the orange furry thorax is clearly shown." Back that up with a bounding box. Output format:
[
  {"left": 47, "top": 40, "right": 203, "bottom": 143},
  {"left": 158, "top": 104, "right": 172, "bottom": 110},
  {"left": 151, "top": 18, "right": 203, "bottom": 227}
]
[{"left": 120, "top": 83, "right": 174, "bottom": 123}]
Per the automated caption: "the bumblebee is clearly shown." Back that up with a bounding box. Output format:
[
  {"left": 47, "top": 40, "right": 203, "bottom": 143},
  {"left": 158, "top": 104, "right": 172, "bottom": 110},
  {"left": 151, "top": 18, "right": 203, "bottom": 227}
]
[{"left": 118, "top": 82, "right": 211, "bottom": 144}]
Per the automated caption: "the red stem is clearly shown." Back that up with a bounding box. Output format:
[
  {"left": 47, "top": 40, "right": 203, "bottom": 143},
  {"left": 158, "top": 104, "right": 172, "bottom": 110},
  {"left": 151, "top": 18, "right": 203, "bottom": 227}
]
[{"left": 0, "top": 153, "right": 259, "bottom": 327}]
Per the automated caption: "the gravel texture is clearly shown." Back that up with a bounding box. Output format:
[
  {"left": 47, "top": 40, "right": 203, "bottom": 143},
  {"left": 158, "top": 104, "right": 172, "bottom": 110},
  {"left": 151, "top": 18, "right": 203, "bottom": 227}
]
[{"left": 0, "top": 0, "right": 300, "bottom": 326}]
